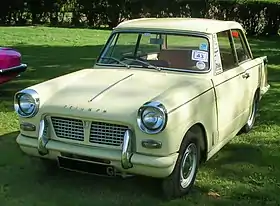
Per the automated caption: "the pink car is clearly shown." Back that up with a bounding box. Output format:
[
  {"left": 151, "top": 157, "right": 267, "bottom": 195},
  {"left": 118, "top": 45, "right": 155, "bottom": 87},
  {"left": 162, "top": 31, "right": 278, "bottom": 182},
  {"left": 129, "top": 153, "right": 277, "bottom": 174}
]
[{"left": 0, "top": 47, "right": 27, "bottom": 85}]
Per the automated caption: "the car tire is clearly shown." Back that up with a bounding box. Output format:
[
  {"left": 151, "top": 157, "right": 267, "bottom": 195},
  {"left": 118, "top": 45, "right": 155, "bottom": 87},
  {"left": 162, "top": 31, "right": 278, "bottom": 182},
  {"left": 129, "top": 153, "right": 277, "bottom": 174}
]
[
  {"left": 161, "top": 131, "right": 200, "bottom": 199},
  {"left": 241, "top": 92, "right": 259, "bottom": 133}
]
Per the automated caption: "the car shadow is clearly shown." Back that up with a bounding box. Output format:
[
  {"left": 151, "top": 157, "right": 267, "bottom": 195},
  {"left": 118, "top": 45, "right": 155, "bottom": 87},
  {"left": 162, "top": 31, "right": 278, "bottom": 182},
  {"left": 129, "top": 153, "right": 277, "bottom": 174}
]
[
  {"left": 0, "top": 130, "right": 213, "bottom": 205},
  {"left": 0, "top": 131, "right": 159, "bottom": 200},
  {"left": 3, "top": 128, "right": 279, "bottom": 205}
]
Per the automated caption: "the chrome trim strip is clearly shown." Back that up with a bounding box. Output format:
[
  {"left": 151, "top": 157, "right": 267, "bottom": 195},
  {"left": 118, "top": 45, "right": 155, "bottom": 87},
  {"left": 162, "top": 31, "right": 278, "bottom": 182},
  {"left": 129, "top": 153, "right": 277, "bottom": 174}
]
[
  {"left": 0, "top": 63, "right": 27, "bottom": 73},
  {"left": 88, "top": 74, "right": 134, "bottom": 102},
  {"left": 121, "top": 130, "right": 133, "bottom": 169},
  {"left": 137, "top": 101, "right": 168, "bottom": 134},
  {"left": 14, "top": 88, "right": 40, "bottom": 118},
  {"left": 38, "top": 119, "right": 49, "bottom": 155}
]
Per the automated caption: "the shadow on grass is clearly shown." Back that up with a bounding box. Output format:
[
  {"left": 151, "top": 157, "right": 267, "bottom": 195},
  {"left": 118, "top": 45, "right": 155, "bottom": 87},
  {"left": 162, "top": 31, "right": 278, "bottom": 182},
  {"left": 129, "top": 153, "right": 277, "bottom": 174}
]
[
  {"left": 201, "top": 140, "right": 280, "bottom": 204},
  {"left": 0, "top": 131, "right": 165, "bottom": 206},
  {"left": 0, "top": 132, "right": 207, "bottom": 204},
  {"left": 2, "top": 129, "right": 280, "bottom": 206}
]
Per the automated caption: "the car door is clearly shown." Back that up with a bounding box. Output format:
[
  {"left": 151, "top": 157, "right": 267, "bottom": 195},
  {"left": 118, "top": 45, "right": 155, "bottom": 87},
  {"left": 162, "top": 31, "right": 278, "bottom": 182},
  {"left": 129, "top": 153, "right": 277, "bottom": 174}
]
[
  {"left": 211, "top": 30, "right": 249, "bottom": 142},
  {"left": 231, "top": 29, "right": 263, "bottom": 113}
]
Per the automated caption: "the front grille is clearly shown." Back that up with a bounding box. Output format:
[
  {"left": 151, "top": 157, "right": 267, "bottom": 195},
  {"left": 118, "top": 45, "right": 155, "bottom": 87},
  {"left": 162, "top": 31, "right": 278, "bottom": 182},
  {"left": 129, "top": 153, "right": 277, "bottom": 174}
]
[
  {"left": 50, "top": 116, "right": 128, "bottom": 146},
  {"left": 51, "top": 117, "right": 84, "bottom": 141},
  {"left": 89, "top": 121, "right": 128, "bottom": 146}
]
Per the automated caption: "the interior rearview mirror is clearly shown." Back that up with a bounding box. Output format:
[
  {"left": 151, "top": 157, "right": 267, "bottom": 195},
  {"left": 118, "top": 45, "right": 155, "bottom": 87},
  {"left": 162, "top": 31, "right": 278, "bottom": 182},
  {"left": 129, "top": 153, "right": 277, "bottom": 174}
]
[{"left": 150, "top": 38, "right": 163, "bottom": 45}]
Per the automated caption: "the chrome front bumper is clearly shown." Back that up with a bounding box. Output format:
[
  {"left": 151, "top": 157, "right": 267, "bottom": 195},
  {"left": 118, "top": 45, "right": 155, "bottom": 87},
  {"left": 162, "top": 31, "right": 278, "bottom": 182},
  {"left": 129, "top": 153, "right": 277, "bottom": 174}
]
[
  {"left": 0, "top": 63, "right": 27, "bottom": 75},
  {"left": 17, "top": 118, "right": 178, "bottom": 178},
  {"left": 38, "top": 119, "right": 134, "bottom": 170}
]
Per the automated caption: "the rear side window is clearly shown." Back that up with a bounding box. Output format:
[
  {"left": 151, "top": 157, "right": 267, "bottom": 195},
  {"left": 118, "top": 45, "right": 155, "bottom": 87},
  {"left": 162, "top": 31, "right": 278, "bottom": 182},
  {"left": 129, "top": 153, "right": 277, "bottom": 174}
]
[
  {"left": 231, "top": 29, "right": 251, "bottom": 63},
  {"left": 216, "top": 30, "right": 236, "bottom": 71}
]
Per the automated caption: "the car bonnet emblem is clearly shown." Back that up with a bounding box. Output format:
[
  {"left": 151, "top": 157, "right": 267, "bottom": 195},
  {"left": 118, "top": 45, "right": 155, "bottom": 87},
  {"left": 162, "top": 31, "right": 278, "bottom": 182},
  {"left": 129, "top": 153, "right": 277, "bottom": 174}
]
[{"left": 64, "top": 105, "right": 107, "bottom": 113}]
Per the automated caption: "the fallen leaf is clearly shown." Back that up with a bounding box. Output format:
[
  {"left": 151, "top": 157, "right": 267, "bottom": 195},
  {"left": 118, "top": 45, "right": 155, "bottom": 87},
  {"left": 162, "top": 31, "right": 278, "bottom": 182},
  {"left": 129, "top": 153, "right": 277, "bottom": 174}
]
[{"left": 207, "top": 191, "right": 221, "bottom": 198}]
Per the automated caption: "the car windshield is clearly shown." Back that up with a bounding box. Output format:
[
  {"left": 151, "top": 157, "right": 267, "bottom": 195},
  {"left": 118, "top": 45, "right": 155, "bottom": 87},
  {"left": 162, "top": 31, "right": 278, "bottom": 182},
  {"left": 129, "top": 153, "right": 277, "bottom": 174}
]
[{"left": 97, "top": 31, "right": 210, "bottom": 72}]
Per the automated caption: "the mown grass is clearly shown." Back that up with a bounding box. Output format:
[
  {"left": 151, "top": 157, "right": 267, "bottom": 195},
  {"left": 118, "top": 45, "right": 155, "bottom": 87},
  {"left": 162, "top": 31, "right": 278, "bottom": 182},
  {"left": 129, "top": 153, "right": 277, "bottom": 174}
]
[{"left": 0, "top": 26, "right": 280, "bottom": 206}]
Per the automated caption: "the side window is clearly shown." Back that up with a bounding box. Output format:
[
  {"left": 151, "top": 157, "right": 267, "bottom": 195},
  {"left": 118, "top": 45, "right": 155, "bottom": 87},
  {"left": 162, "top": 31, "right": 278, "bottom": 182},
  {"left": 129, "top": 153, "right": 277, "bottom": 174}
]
[
  {"left": 231, "top": 29, "right": 251, "bottom": 63},
  {"left": 217, "top": 30, "right": 236, "bottom": 71}
]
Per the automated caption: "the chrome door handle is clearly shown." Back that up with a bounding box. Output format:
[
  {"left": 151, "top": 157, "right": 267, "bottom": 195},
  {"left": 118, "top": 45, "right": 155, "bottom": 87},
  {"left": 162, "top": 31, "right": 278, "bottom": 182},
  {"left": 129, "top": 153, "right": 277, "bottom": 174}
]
[{"left": 242, "top": 73, "right": 250, "bottom": 79}]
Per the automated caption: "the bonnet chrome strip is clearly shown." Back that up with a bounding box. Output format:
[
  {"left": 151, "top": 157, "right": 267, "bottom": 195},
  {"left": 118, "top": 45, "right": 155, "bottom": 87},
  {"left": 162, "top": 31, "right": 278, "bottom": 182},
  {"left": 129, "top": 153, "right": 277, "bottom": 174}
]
[{"left": 88, "top": 73, "right": 134, "bottom": 102}]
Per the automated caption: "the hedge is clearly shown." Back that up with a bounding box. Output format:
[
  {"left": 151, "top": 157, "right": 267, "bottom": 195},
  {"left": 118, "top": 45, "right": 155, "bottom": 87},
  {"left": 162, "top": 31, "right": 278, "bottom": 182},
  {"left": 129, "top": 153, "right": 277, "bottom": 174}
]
[{"left": 0, "top": 0, "right": 279, "bottom": 36}]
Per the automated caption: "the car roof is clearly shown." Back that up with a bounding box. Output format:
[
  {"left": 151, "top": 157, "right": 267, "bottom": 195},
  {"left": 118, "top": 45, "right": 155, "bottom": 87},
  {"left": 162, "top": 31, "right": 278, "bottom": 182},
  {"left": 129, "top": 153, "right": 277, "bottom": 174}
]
[{"left": 115, "top": 18, "right": 244, "bottom": 34}]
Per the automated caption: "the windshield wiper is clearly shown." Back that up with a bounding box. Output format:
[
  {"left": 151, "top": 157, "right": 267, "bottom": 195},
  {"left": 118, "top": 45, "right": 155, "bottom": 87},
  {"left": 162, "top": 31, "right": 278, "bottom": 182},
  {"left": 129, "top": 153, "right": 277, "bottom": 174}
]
[
  {"left": 123, "top": 57, "right": 162, "bottom": 71},
  {"left": 99, "top": 57, "right": 130, "bottom": 69}
]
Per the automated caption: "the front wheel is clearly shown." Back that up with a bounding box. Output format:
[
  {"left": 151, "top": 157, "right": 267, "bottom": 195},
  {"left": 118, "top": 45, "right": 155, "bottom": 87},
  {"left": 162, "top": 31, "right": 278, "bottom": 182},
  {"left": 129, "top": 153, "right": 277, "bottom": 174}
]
[{"left": 161, "top": 132, "right": 200, "bottom": 199}]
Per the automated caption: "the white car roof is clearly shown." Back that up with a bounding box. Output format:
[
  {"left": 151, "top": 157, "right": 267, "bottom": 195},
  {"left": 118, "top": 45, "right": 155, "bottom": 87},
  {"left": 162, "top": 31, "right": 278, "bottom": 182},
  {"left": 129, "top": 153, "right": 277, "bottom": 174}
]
[{"left": 115, "top": 18, "right": 244, "bottom": 34}]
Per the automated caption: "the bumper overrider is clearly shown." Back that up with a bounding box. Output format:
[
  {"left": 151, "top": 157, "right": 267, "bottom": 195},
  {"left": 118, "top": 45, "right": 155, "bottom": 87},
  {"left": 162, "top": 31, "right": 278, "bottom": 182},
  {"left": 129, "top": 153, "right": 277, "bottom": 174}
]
[{"left": 17, "top": 118, "right": 178, "bottom": 178}]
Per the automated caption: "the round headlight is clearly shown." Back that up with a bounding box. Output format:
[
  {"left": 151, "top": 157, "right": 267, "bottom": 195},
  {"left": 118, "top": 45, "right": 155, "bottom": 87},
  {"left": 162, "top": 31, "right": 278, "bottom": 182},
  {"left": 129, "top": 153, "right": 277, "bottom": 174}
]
[
  {"left": 137, "top": 101, "right": 167, "bottom": 134},
  {"left": 14, "top": 89, "right": 40, "bottom": 118}
]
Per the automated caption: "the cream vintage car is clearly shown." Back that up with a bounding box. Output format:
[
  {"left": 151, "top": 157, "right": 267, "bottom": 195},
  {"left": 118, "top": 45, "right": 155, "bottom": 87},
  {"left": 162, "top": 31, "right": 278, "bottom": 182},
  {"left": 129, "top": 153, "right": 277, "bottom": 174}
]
[{"left": 14, "top": 18, "right": 270, "bottom": 198}]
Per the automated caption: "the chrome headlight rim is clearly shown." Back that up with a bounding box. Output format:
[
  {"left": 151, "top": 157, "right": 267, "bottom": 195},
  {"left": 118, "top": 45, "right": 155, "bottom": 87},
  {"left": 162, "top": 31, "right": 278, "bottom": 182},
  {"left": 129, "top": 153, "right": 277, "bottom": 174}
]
[
  {"left": 14, "top": 89, "right": 40, "bottom": 118},
  {"left": 137, "top": 101, "right": 168, "bottom": 134}
]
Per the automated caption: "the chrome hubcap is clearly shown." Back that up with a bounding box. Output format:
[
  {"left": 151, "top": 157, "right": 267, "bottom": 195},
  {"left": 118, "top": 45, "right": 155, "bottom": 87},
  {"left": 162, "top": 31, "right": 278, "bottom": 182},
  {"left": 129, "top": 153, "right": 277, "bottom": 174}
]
[
  {"left": 180, "top": 143, "right": 197, "bottom": 189},
  {"left": 248, "top": 99, "right": 256, "bottom": 126}
]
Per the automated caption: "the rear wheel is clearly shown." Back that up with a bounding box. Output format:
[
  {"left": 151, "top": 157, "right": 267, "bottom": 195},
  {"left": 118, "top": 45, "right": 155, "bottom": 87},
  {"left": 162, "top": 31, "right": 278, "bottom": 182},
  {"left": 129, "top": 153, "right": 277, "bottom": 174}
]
[
  {"left": 241, "top": 92, "right": 259, "bottom": 133},
  {"left": 161, "top": 131, "right": 200, "bottom": 199}
]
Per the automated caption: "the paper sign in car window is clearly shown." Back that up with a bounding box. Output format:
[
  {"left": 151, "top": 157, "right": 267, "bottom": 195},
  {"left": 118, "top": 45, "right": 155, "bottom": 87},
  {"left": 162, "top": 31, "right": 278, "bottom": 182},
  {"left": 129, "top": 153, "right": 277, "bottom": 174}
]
[
  {"left": 191, "top": 50, "right": 208, "bottom": 62},
  {"left": 199, "top": 43, "right": 208, "bottom": 51}
]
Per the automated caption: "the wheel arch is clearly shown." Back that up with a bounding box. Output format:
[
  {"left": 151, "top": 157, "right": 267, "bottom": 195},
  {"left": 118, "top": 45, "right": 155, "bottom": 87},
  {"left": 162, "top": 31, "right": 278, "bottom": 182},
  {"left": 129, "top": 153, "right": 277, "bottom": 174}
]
[
  {"left": 256, "top": 87, "right": 261, "bottom": 101},
  {"left": 182, "top": 123, "right": 208, "bottom": 163}
]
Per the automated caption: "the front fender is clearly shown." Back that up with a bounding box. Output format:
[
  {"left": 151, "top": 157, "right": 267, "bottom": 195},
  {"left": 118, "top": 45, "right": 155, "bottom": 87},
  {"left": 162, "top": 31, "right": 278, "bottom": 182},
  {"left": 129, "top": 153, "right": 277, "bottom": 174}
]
[
  {"left": 166, "top": 87, "right": 217, "bottom": 154},
  {"left": 134, "top": 87, "right": 218, "bottom": 156}
]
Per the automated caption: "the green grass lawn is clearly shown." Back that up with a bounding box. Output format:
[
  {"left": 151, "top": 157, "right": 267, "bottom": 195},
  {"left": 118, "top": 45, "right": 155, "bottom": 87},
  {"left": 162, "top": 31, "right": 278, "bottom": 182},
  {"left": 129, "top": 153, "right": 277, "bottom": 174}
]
[{"left": 0, "top": 26, "right": 280, "bottom": 206}]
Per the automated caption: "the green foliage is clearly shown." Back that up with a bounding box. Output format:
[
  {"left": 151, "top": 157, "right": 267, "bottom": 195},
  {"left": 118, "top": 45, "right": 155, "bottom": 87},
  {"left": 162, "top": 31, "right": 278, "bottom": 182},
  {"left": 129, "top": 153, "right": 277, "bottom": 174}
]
[
  {"left": 241, "top": 0, "right": 280, "bottom": 3},
  {"left": 0, "top": 0, "right": 279, "bottom": 36},
  {"left": 221, "top": 0, "right": 280, "bottom": 3}
]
